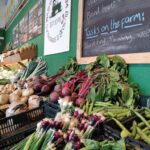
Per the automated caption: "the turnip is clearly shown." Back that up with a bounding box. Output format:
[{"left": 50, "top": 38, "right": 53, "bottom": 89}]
[
  {"left": 62, "top": 87, "right": 71, "bottom": 96},
  {"left": 50, "top": 92, "right": 59, "bottom": 103}
]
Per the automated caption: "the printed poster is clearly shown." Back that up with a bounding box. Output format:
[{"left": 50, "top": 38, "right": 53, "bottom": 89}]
[
  {"left": 19, "top": 13, "right": 29, "bottom": 44},
  {"left": 13, "top": 24, "right": 19, "bottom": 48},
  {"left": 28, "top": 0, "right": 43, "bottom": 40},
  {"left": 44, "top": 0, "right": 71, "bottom": 55},
  {"left": 5, "top": 0, "right": 27, "bottom": 24}
]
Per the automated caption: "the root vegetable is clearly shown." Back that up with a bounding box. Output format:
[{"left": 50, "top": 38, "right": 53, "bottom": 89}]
[
  {"left": 9, "top": 93, "right": 20, "bottom": 103},
  {"left": 28, "top": 95, "right": 40, "bottom": 109},
  {"left": 50, "top": 92, "right": 59, "bottom": 103},
  {"left": 0, "top": 94, "right": 9, "bottom": 105},
  {"left": 22, "top": 88, "right": 34, "bottom": 97},
  {"left": 75, "top": 97, "right": 86, "bottom": 107},
  {"left": 62, "top": 87, "right": 71, "bottom": 96},
  {"left": 33, "top": 83, "right": 42, "bottom": 93},
  {"left": 14, "top": 89, "right": 22, "bottom": 97},
  {"left": 20, "top": 96, "right": 28, "bottom": 103},
  {"left": 41, "top": 85, "right": 50, "bottom": 94},
  {"left": 54, "top": 85, "right": 62, "bottom": 92}
]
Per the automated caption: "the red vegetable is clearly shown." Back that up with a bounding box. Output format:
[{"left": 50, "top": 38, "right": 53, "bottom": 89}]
[
  {"left": 33, "top": 83, "right": 42, "bottom": 93},
  {"left": 71, "top": 92, "right": 78, "bottom": 102},
  {"left": 74, "top": 141, "right": 82, "bottom": 149},
  {"left": 41, "top": 85, "right": 50, "bottom": 93},
  {"left": 47, "top": 80, "right": 56, "bottom": 87},
  {"left": 62, "top": 87, "right": 71, "bottom": 96},
  {"left": 75, "top": 97, "right": 86, "bottom": 107},
  {"left": 54, "top": 84, "right": 62, "bottom": 92},
  {"left": 50, "top": 92, "right": 59, "bottom": 103}
]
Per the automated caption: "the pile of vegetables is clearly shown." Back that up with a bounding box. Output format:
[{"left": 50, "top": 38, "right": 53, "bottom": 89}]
[
  {"left": 21, "top": 57, "right": 48, "bottom": 80},
  {"left": 83, "top": 101, "right": 133, "bottom": 120},
  {"left": 80, "top": 138, "right": 126, "bottom": 150},
  {"left": 0, "top": 67, "right": 23, "bottom": 84},
  {"left": 0, "top": 82, "right": 42, "bottom": 117},
  {"left": 0, "top": 53, "right": 148, "bottom": 149},
  {"left": 112, "top": 108, "right": 150, "bottom": 145},
  {"left": 48, "top": 54, "right": 139, "bottom": 111},
  {"left": 11, "top": 109, "right": 104, "bottom": 150}
]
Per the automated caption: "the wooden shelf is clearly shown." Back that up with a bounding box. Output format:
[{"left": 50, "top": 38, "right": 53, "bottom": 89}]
[{"left": 2, "top": 48, "right": 36, "bottom": 65}]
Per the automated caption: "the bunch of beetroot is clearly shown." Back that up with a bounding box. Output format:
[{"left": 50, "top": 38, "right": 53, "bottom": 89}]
[
  {"left": 32, "top": 76, "right": 56, "bottom": 95},
  {"left": 50, "top": 71, "right": 90, "bottom": 107}
]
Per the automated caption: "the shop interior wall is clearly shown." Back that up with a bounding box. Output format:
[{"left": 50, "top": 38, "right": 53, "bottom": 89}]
[{"left": 4, "top": 0, "right": 150, "bottom": 96}]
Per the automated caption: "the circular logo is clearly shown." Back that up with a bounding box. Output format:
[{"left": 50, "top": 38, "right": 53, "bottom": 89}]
[{"left": 46, "top": 0, "right": 69, "bottom": 43}]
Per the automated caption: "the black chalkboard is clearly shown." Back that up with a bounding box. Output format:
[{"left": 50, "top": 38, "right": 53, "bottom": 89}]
[{"left": 82, "top": 0, "right": 150, "bottom": 57}]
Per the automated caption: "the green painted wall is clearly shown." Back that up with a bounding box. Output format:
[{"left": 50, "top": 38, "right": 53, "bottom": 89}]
[{"left": 4, "top": 0, "right": 150, "bottom": 96}]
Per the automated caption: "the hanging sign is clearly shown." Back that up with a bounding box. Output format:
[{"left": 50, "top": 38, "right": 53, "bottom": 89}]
[{"left": 44, "top": 0, "right": 71, "bottom": 55}]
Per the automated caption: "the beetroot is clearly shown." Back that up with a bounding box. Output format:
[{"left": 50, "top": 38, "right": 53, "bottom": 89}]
[
  {"left": 75, "top": 97, "right": 86, "bottom": 107},
  {"left": 41, "top": 85, "right": 50, "bottom": 93},
  {"left": 35, "top": 79, "right": 46, "bottom": 84},
  {"left": 47, "top": 80, "right": 56, "bottom": 87},
  {"left": 71, "top": 92, "right": 78, "bottom": 102},
  {"left": 50, "top": 92, "right": 59, "bottom": 103},
  {"left": 54, "top": 84, "right": 62, "bottom": 92},
  {"left": 62, "top": 87, "right": 71, "bottom": 96},
  {"left": 33, "top": 83, "right": 42, "bottom": 93}
]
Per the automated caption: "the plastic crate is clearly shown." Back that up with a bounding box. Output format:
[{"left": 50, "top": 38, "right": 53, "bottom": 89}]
[
  {"left": 0, "top": 110, "right": 5, "bottom": 119},
  {"left": 0, "top": 102, "right": 60, "bottom": 149},
  {"left": 104, "top": 110, "right": 150, "bottom": 150}
]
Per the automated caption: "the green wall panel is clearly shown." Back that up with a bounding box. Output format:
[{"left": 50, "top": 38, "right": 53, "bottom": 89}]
[
  {"left": 129, "top": 65, "right": 150, "bottom": 96},
  {"left": 4, "top": 0, "right": 150, "bottom": 96}
]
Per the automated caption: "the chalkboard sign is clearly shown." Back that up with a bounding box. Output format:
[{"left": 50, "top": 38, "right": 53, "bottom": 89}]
[{"left": 77, "top": 0, "right": 150, "bottom": 64}]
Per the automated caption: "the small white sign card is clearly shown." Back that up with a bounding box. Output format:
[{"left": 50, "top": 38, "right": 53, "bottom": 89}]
[{"left": 44, "top": 0, "right": 71, "bottom": 55}]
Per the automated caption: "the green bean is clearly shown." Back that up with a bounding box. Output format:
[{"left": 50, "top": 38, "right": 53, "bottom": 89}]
[
  {"left": 131, "top": 109, "right": 150, "bottom": 130},
  {"left": 137, "top": 127, "right": 150, "bottom": 145}
]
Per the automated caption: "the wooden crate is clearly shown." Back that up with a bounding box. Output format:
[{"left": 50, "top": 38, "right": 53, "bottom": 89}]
[{"left": 3, "top": 48, "right": 36, "bottom": 65}]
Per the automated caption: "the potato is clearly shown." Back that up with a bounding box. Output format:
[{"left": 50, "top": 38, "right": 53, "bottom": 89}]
[
  {"left": 9, "top": 93, "right": 20, "bottom": 103},
  {"left": 0, "top": 94, "right": 9, "bottom": 105},
  {"left": 13, "top": 89, "right": 22, "bottom": 97}
]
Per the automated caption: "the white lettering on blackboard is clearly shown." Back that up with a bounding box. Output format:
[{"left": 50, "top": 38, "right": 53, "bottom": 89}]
[{"left": 85, "top": 11, "right": 145, "bottom": 40}]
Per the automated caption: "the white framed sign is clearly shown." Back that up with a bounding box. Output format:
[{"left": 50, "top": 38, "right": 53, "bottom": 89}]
[{"left": 44, "top": 0, "right": 71, "bottom": 55}]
